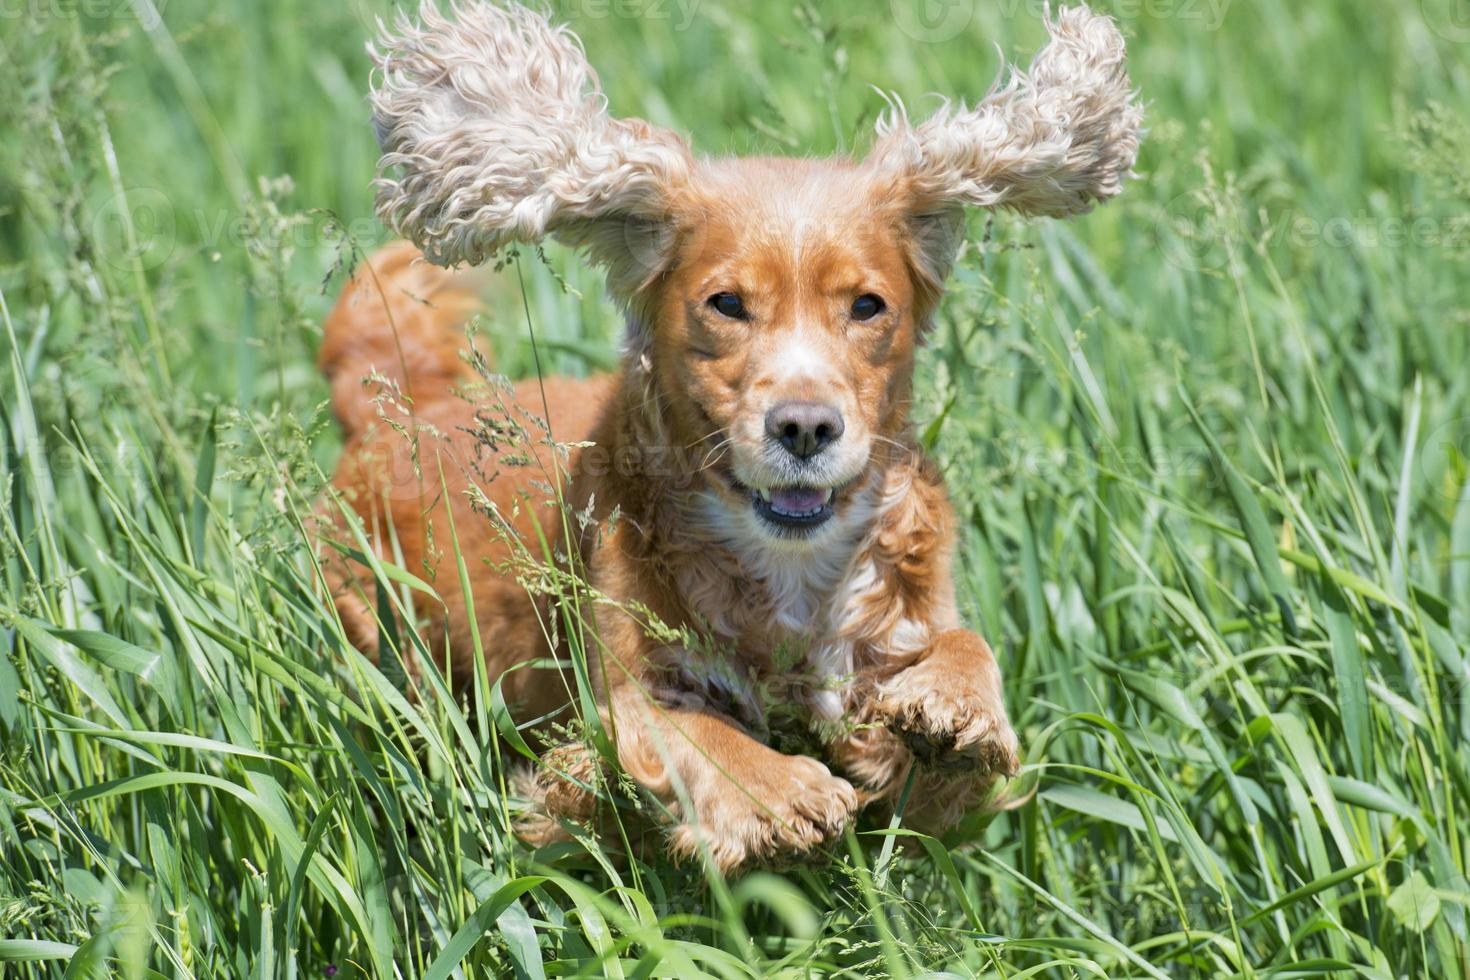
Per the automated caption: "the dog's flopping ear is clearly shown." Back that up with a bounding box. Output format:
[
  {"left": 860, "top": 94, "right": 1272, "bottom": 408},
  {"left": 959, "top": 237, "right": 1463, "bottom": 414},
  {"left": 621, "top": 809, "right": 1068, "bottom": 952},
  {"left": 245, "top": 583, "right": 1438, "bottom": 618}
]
[
  {"left": 868, "top": 5, "right": 1142, "bottom": 293},
  {"left": 370, "top": 2, "right": 692, "bottom": 294}
]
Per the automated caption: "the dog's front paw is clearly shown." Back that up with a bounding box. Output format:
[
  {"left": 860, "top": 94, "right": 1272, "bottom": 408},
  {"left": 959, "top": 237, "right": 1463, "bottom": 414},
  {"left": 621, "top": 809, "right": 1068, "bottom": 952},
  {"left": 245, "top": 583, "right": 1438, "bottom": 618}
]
[
  {"left": 669, "top": 751, "right": 858, "bottom": 873},
  {"left": 876, "top": 662, "right": 1020, "bottom": 778}
]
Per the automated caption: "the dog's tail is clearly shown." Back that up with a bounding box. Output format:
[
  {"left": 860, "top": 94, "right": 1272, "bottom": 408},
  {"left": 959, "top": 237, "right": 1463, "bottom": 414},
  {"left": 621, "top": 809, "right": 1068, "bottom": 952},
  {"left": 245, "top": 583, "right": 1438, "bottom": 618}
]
[{"left": 319, "top": 241, "right": 484, "bottom": 439}]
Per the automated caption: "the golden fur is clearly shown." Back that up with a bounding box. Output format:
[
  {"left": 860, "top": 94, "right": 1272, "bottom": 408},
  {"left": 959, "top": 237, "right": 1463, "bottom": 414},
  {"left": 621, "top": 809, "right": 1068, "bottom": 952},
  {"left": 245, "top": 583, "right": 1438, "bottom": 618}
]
[{"left": 317, "top": 2, "right": 1141, "bottom": 871}]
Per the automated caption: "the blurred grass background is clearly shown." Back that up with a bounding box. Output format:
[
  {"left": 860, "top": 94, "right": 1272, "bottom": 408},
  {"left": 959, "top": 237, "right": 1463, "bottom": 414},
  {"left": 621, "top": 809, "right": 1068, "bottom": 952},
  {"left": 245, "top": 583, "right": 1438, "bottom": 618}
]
[{"left": 3, "top": 0, "right": 1470, "bottom": 976}]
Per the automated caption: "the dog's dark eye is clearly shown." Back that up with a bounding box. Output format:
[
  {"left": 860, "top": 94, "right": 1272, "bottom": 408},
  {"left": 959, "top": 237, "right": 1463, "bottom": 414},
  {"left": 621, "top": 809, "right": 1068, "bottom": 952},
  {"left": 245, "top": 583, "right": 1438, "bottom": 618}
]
[
  {"left": 707, "top": 292, "right": 747, "bottom": 320},
  {"left": 851, "top": 294, "right": 885, "bottom": 321}
]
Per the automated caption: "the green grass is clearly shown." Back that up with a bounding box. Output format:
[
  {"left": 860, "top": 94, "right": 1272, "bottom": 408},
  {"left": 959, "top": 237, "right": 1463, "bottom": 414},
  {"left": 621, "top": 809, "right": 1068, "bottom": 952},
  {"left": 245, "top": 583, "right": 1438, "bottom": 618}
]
[{"left": 3, "top": 0, "right": 1470, "bottom": 975}]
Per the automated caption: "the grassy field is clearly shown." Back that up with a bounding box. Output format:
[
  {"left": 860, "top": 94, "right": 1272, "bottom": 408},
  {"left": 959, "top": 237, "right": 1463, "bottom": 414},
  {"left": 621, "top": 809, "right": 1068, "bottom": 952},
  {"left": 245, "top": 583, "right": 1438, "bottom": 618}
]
[{"left": 3, "top": 0, "right": 1470, "bottom": 975}]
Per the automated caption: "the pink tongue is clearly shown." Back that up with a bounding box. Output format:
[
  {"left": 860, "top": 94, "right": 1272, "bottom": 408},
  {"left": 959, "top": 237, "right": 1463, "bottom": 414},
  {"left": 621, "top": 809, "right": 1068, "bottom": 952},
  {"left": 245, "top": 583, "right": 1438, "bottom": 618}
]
[{"left": 769, "top": 487, "right": 827, "bottom": 513}]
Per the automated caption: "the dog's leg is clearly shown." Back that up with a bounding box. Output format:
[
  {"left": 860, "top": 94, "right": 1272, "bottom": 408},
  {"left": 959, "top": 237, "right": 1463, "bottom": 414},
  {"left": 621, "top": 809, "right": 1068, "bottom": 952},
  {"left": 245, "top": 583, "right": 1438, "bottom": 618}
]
[
  {"left": 872, "top": 629, "right": 1020, "bottom": 778},
  {"left": 609, "top": 689, "right": 858, "bottom": 872},
  {"left": 514, "top": 742, "right": 605, "bottom": 847}
]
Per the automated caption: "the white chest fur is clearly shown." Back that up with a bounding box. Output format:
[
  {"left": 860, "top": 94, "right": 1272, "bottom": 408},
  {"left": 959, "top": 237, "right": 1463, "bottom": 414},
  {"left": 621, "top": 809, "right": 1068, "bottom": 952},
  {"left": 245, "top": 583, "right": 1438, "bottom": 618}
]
[{"left": 682, "top": 470, "right": 934, "bottom": 723}]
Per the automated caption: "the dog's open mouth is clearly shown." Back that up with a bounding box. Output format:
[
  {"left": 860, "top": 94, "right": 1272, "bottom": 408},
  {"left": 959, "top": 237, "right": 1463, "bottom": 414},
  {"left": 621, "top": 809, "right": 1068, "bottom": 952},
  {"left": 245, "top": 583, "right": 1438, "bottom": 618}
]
[
  {"left": 751, "top": 485, "right": 835, "bottom": 531},
  {"left": 717, "top": 466, "right": 854, "bottom": 537}
]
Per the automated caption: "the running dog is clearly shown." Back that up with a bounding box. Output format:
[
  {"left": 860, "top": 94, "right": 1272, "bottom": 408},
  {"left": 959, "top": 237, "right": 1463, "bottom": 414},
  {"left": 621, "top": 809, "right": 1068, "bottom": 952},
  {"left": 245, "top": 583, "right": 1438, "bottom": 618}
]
[{"left": 318, "top": 1, "right": 1140, "bottom": 870}]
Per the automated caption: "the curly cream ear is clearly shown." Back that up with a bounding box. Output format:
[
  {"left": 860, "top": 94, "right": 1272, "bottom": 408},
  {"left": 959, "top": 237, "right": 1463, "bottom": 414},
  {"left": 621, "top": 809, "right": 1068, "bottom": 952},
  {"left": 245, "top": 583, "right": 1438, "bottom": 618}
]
[
  {"left": 370, "top": 2, "right": 692, "bottom": 276},
  {"left": 871, "top": 5, "right": 1143, "bottom": 220}
]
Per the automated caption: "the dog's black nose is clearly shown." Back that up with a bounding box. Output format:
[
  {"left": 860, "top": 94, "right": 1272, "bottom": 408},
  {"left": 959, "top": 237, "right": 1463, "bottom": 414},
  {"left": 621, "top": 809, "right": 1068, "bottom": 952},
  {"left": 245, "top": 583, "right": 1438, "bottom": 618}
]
[{"left": 766, "top": 401, "right": 844, "bottom": 460}]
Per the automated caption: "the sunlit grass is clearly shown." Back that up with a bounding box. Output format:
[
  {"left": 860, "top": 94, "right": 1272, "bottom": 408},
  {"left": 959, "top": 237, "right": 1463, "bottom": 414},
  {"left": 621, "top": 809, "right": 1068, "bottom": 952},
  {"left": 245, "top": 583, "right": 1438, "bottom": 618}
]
[{"left": 2, "top": 0, "right": 1469, "bottom": 976}]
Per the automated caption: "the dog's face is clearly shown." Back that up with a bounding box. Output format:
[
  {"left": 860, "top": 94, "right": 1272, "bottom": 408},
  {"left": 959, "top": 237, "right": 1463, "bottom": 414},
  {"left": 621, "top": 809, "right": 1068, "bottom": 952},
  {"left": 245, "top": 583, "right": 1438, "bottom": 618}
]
[
  {"left": 373, "top": 4, "right": 1140, "bottom": 546},
  {"left": 645, "top": 159, "right": 925, "bottom": 545}
]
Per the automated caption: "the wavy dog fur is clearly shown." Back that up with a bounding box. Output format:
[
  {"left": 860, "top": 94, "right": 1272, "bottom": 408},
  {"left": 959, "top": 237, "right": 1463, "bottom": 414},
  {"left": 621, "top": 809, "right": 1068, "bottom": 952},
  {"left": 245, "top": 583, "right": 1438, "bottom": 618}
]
[
  {"left": 871, "top": 6, "right": 1141, "bottom": 219},
  {"left": 324, "top": 2, "right": 1142, "bottom": 871},
  {"left": 371, "top": 2, "right": 692, "bottom": 294}
]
